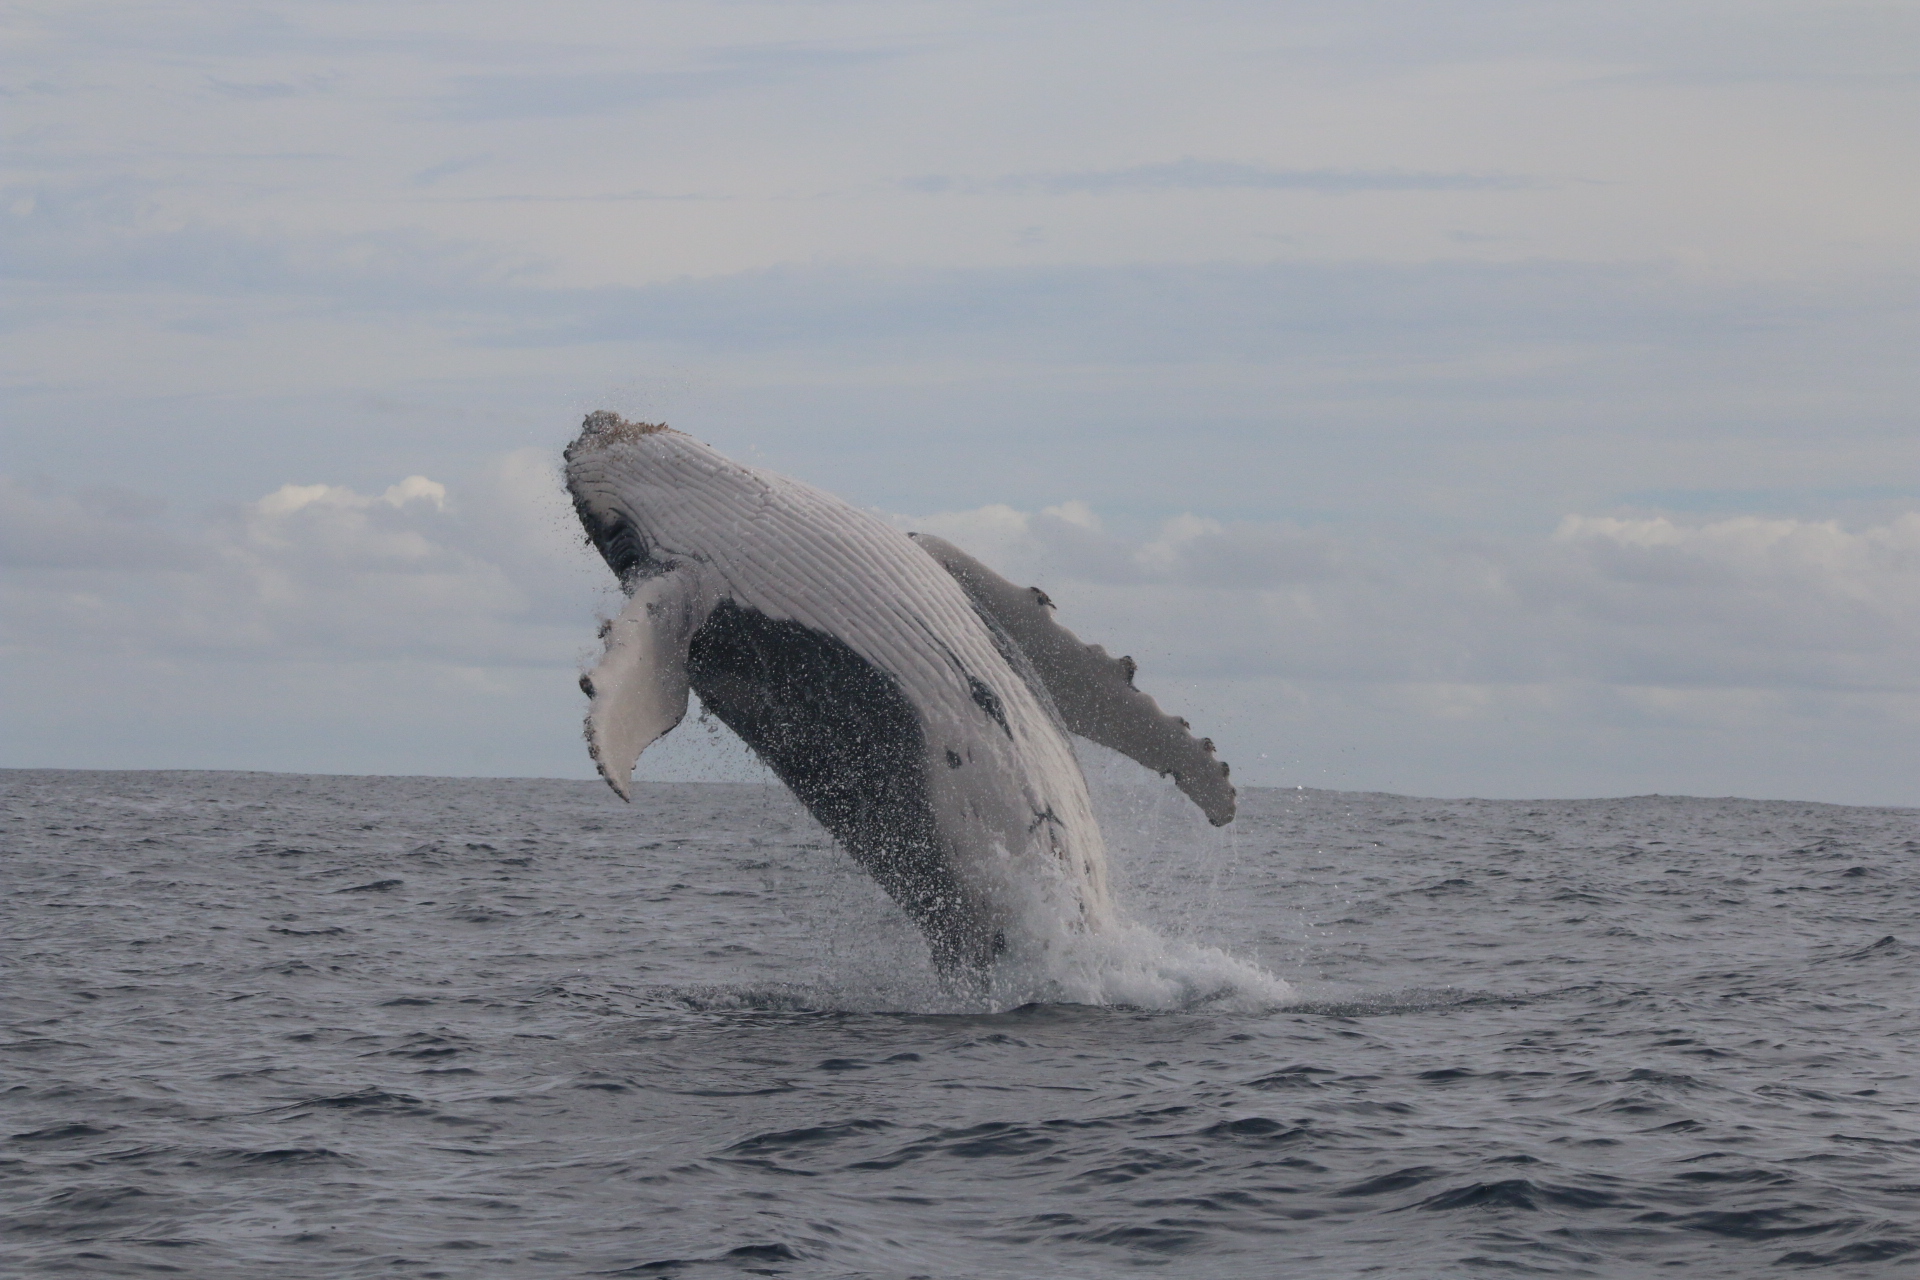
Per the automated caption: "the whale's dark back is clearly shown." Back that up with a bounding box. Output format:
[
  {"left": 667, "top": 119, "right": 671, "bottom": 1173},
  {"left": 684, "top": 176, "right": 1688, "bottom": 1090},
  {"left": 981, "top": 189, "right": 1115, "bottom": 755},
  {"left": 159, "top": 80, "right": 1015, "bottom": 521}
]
[{"left": 686, "top": 600, "right": 988, "bottom": 969}]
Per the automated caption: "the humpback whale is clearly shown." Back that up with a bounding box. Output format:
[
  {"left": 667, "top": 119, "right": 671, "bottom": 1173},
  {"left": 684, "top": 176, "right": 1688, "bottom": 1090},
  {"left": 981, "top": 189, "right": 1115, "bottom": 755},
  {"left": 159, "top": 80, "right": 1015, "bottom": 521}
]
[{"left": 564, "top": 412, "right": 1234, "bottom": 974}]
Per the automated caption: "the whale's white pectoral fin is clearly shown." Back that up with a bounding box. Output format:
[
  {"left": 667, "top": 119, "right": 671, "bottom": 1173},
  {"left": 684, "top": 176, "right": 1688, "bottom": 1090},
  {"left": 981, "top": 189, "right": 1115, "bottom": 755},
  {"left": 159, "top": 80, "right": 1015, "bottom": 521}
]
[
  {"left": 581, "top": 567, "right": 711, "bottom": 802},
  {"left": 910, "top": 533, "right": 1238, "bottom": 826}
]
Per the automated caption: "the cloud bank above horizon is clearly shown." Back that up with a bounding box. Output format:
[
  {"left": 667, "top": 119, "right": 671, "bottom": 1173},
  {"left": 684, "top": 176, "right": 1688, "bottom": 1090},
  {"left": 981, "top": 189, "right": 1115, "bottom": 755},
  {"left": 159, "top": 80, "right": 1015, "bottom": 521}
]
[
  {"left": 4, "top": 457, "right": 1915, "bottom": 804},
  {"left": 2, "top": 0, "right": 1915, "bottom": 802}
]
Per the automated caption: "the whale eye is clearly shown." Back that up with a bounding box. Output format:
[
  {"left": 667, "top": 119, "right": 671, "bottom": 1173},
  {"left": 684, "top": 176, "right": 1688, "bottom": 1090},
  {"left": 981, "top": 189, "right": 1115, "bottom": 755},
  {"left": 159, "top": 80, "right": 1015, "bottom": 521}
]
[
  {"left": 577, "top": 505, "right": 649, "bottom": 579},
  {"left": 945, "top": 750, "right": 963, "bottom": 769},
  {"left": 601, "top": 517, "right": 648, "bottom": 578}
]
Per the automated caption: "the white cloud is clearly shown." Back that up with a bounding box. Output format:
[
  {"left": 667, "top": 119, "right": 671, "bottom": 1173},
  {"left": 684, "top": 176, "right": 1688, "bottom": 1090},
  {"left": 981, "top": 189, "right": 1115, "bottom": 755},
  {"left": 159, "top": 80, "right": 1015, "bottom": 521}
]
[
  {"left": 891, "top": 498, "right": 1920, "bottom": 801},
  {"left": 906, "top": 500, "right": 1920, "bottom": 697},
  {"left": 1554, "top": 512, "right": 1920, "bottom": 602},
  {"left": 0, "top": 452, "right": 606, "bottom": 668},
  {"left": 3, "top": 462, "right": 1915, "bottom": 799},
  {"left": 1135, "top": 514, "right": 1227, "bottom": 574}
]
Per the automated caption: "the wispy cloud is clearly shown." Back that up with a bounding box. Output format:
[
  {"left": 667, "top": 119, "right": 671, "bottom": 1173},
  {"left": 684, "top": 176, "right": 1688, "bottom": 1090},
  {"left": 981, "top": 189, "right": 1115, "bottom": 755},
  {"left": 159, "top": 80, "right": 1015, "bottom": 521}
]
[
  {"left": 410, "top": 153, "right": 492, "bottom": 186},
  {"left": 906, "top": 159, "right": 1544, "bottom": 196},
  {"left": 5, "top": 183, "right": 1876, "bottom": 374},
  {"left": 0, "top": 178, "right": 541, "bottom": 305},
  {"left": 440, "top": 43, "right": 907, "bottom": 120},
  {"left": 205, "top": 77, "right": 303, "bottom": 100},
  {"left": 486, "top": 259, "right": 1805, "bottom": 360},
  {"left": 416, "top": 188, "right": 721, "bottom": 204}
]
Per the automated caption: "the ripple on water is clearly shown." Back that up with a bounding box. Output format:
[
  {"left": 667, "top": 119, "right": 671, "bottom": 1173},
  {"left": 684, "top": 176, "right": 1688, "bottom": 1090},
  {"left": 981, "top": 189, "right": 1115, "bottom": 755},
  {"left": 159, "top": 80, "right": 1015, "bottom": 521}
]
[{"left": 3, "top": 770, "right": 1918, "bottom": 1278}]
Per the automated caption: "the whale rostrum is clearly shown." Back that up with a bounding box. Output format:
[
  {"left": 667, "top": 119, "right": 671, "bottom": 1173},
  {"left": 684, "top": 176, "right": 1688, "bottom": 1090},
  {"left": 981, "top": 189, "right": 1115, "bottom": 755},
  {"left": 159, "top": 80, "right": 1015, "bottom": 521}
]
[{"left": 564, "top": 411, "right": 1235, "bottom": 974}]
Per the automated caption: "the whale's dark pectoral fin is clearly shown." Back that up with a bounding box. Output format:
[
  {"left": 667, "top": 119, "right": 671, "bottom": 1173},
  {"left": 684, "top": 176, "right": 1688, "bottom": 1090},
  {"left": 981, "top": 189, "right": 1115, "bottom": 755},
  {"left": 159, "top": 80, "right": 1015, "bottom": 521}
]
[
  {"left": 909, "top": 533, "right": 1237, "bottom": 826},
  {"left": 582, "top": 567, "right": 712, "bottom": 801}
]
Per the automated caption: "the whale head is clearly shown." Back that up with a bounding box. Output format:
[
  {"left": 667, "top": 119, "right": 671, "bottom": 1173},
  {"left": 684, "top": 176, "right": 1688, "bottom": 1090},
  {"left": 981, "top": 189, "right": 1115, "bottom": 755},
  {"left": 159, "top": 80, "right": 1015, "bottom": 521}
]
[{"left": 564, "top": 412, "right": 688, "bottom": 583}]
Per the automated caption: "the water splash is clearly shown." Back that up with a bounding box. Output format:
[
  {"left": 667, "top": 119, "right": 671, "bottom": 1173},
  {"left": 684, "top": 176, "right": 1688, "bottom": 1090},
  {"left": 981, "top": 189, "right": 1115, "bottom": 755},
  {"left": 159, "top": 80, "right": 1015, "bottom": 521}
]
[
  {"left": 655, "top": 924, "right": 1293, "bottom": 1017},
  {"left": 981, "top": 917, "right": 1295, "bottom": 1011}
]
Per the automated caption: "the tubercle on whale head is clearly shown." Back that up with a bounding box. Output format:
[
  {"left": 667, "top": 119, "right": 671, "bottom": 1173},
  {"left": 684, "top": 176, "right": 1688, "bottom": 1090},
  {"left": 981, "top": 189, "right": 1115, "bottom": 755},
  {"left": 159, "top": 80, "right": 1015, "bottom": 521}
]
[{"left": 565, "top": 410, "right": 677, "bottom": 460}]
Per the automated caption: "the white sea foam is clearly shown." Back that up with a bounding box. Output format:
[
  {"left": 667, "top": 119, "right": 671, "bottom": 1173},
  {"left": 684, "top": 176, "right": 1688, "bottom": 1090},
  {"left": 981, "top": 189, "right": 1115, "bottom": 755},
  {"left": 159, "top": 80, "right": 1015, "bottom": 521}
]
[
  {"left": 639, "top": 746, "right": 1292, "bottom": 1015},
  {"left": 752, "top": 832, "right": 1293, "bottom": 1015},
  {"left": 981, "top": 916, "right": 1295, "bottom": 1012},
  {"left": 669, "top": 921, "right": 1293, "bottom": 1016},
  {"left": 970, "top": 803, "right": 1294, "bottom": 1012}
]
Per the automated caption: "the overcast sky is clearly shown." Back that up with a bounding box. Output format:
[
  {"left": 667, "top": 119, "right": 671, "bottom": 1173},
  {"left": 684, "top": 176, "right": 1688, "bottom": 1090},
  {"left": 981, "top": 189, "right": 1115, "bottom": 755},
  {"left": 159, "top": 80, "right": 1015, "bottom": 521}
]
[{"left": 4, "top": 0, "right": 1916, "bottom": 803}]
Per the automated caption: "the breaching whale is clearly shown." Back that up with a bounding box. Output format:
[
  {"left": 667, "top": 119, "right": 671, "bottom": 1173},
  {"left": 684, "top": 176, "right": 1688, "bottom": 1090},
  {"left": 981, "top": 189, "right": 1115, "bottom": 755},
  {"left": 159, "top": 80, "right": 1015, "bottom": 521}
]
[{"left": 564, "top": 412, "right": 1234, "bottom": 974}]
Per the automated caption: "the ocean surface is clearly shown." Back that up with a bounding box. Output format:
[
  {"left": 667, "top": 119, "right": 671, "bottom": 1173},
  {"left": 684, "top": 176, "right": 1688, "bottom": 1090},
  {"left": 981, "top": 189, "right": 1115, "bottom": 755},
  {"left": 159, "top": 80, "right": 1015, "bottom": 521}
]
[{"left": 4, "top": 768, "right": 1918, "bottom": 1278}]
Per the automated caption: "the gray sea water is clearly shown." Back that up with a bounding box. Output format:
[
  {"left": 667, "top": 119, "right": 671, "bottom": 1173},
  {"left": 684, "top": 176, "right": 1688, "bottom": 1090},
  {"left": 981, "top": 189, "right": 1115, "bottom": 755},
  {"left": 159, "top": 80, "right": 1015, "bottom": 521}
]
[{"left": 4, "top": 768, "right": 1918, "bottom": 1278}]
